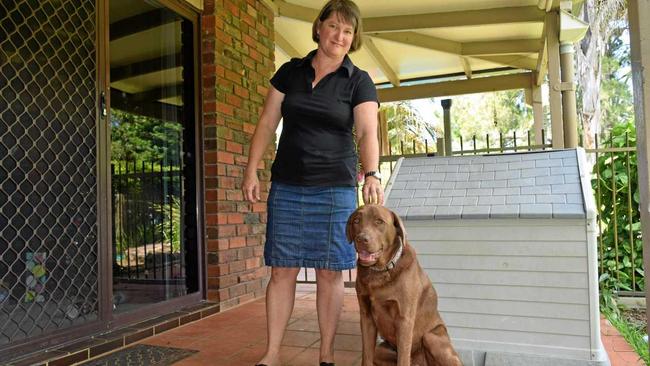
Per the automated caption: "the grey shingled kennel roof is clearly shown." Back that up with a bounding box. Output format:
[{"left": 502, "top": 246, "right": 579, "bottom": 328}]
[{"left": 384, "top": 149, "right": 592, "bottom": 220}]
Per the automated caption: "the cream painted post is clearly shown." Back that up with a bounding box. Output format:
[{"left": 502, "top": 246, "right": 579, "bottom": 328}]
[
  {"left": 531, "top": 86, "right": 544, "bottom": 145},
  {"left": 628, "top": 0, "right": 650, "bottom": 347},
  {"left": 546, "top": 11, "right": 564, "bottom": 148},
  {"left": 378, "top": 109, "right": 390, "bottom": 156},
  {"left": 560, "top": 43, "right": 578, "bottom": 147},
  {"left": 441, "top": 99, "right": 452, "bottom": 156}
]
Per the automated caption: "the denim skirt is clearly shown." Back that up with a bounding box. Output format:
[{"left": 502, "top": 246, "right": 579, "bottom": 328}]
[{"left": 264, "top": 182, "right": 357, "bottom": 270}]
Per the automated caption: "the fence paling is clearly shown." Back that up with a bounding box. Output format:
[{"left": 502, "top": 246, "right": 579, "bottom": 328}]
[
  {"left": 625, "top": 133, "right": 636, "bottom": 292},
  {"left": 111, "top": 159, "right": 182, "bottom": 282}
]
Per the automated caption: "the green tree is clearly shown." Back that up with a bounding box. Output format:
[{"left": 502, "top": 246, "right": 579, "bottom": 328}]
[
  {"left": 381, "top": 101, "right": 441, "bottom": 154},
  {"left": 111, "top": 109, "right": 183, "bottom": 165},
  {"left": 449, "top": 90, "right": 533, "bottom": 150}
]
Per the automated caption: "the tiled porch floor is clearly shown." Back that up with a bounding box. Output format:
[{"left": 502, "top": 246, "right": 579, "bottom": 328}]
[{"left": 134, "top": 285, "right": 644, "bottom": 366}]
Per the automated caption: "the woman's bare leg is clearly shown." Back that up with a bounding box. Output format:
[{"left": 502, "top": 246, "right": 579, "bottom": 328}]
[
  {"left": 315, "top": 269, "right": 344, "bottom": 364},
  {"left": 256, "top": 267, "right": 300, "bottom": 366}
]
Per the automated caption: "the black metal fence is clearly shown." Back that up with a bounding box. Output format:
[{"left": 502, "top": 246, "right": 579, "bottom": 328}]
[{"left": 111, "top": 160, "right": 184, "bottom": 282}]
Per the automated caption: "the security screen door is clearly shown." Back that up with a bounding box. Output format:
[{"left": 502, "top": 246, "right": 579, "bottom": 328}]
[
  {"left": 108, "top": 0, "right": 199, "bottom": 314},
  {"left": 0, "top": 0, "right": 100, "bottom": 347}
]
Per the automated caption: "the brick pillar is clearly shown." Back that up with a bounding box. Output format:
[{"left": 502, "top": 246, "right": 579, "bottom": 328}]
[{"left": 202, "top": 0, "right": 275, "bottom": 310}]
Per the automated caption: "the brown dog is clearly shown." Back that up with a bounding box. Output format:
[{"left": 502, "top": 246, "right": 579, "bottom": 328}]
[{"left": 347, "top": 204, "right": 462, "bottom": 366}]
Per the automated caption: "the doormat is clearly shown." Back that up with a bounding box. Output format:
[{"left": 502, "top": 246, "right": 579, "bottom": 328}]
[{"left": 80, "top": 344, "right": 198, "bottom": 365}]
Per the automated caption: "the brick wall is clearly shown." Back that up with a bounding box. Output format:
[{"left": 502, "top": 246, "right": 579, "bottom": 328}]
[{"left": 202, "top": 0, "right": 275, "bottom": 310}]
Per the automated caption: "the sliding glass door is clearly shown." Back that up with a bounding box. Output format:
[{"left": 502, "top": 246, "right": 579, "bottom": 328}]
[{"left": 108, "top": 0, "right": 200, "bottom": 314}]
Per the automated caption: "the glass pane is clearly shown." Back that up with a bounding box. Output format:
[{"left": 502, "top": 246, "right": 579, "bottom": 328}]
[
  {"left": 0, "top": 0, "right": 99, "bottom": 347},
  {"left": 109, "top": 0, "right": 195, "bottom": 313}
]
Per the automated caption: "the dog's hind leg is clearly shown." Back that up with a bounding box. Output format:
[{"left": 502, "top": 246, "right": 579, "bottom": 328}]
[{"left": 422, "top": 326, "right": 463, "bottom": 366}]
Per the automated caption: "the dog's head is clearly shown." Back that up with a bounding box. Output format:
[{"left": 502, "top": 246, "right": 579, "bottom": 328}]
[{"left": 346, "top": 204, "right": 406, "bottom": 267}]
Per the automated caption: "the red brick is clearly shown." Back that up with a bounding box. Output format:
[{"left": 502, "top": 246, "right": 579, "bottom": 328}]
[
  {"left": 227, "top": 213, "right": 244, "bottom": 224},
  {"left": 217, "top": 103, "right": 234, "bottom": 116},
  {"left": 230, "top": 236, "right": 246, "bottom": 248},
  {"left": 245, "top": 257, "right": 259, "bottom": 269},
  {"left": 217, "top": 151, "right": 234, "bottom": 164},
  {"left": 226, "top": 141, "right": 243, "bottom": 154}
]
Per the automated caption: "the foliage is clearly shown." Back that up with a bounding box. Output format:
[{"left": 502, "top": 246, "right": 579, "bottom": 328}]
[
  {"left": 450, "top": 90, "right": 534, "bottom": 149},
  {"left": 592, "top": 121, "right": 644, "bottom": 295},
  {"left": 600, "top": 25, "right": 634, "bottom": 132},
  {"left": 151, "top": 196, "right": 182, "bottom": 253},
  {"left": 381, "top": 101, "right": 441, "bottom": 154},
  {"left": 111, "top": 109, "right": 183, "bottom": 165}
]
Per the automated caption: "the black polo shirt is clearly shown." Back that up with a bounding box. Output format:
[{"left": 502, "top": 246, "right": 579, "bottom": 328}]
[{"left": 270, "top": 50, "right": 378, "bottom": 187}]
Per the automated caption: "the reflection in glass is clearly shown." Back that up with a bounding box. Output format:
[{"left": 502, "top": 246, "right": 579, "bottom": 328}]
[{"left": 109, "top": 0, "right": 194, "bottom": 313}]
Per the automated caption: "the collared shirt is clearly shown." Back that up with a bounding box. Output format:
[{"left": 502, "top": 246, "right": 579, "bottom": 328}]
[{"left": 270, "top": 50, "right": 378, "bottom": 186}]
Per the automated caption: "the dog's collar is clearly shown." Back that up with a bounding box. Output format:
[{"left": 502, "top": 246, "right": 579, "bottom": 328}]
[{"left": 369, "top": 238, "right": 404, "bottom": 272}]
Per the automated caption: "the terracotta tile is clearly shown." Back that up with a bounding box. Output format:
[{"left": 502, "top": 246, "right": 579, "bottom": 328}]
[
  {"left": 337, "top": 320, "right": 361, "bottom": 335},
  {"left": 281, "top": 330, "right": 321, "bottom": 348},
  {"left": 311, "top": 334, "right": 363, "bottom": 352},
  {"left": 286, "top": 347, "right": 321, "bottom": 366},
  {"left": 287, "top": 319, "right": 320, "bottom": 332},
  {"left": 612, "top": 337, "right": 636, "bottom": 352}
]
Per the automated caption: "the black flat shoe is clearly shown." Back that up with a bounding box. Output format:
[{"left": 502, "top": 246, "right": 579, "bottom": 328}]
[{"left": 320, "top": 363, "right": 335, "bottom": 366}]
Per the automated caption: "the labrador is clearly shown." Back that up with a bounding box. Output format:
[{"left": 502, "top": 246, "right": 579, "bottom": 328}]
[{"left": 347, "top": 204, "right": 462, "bottom": 366}]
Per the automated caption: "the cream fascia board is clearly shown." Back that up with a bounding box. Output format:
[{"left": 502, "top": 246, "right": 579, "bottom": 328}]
[
  {"left": 377, "top": 72, "right": 533, "bottom": 102},
  {"left": 275, "top": 31, "right": 301, "bottom": 58},
  {"left": 365, "top": 37, "right": 400, "bottom": 87}
]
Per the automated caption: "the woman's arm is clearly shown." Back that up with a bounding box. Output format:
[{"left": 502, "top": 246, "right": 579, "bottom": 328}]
[
  {"left": 354, "top": 101, "right": 384, "bottom": 205},
  {"left": 242, "top": 86, "right": 285, "bottom": 203}
]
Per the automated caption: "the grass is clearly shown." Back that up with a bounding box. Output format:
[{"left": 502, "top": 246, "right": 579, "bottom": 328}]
[{"left": 603, "top": 307, "right": 650, "bottom": 365}]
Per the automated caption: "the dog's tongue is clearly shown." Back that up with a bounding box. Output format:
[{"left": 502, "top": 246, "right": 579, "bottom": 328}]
[{"left": 358, "top": 250, "right": 378, "bottom": 261}]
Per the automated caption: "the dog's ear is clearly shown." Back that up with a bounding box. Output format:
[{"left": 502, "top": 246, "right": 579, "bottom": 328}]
[
  {"left": 345, "top": 211, "right": 356, "bottom": 243},
  {"left": 391, "top": 210, "right": 407, "bottom": 244}
]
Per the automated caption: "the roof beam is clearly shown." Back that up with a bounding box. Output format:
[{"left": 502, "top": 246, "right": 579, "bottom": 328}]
[
  {"left": 111, "top": 53, "right": 181, "bottom": 82},
  {"left": 131, "top": 84, "right": 183, "bottom": 103},
  {"left": 462, "top": 39, "right": 542, "bottom": 56},
  {"left": 371, "top": 32, "right": 540, "bottom": 70},
  {"left": 364, "top": 6, "right": 545, "bottom": 33},
  {"left": 274, "top": 31, "right": 300, "bottom": 58},
  {"left": 536, "top": 17, "right": 549, "bottom": 85},
  {"left": 276, "top": 0, "right": 317, "bottom": 22},
  {"left": 370, "top": 32, "right": 461, "bottom": 54},
  {"left": 377, "top": 72, "right": 533, "bottom": 102},
  {"left": 273, "top": 1, "right": 545, "bottom": 32},
  {"left": 110, "top": 9, "right": 179, "bottom": 41},
  {"left": 365, "top": 38, "right": 400, "bottom": 87},
  {"left": 479, "top": 55, "right": 538, "bottom": 70},
  {"left": 460, "top": 57, "right": 472, "bottom": 79}
]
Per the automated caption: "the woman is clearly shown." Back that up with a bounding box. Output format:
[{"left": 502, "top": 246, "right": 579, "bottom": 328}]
[{"left": 242, "top": 1, "right": 383, "bottom": 365}]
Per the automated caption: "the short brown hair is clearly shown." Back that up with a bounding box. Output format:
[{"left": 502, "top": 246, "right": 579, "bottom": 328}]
[{"left": 312, "top": 0, "right": 363, "bottom": 52}]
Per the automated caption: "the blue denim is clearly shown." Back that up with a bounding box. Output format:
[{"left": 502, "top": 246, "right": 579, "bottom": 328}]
[{"left": 264, "top": 182, "right": 357, "bottom": 270}]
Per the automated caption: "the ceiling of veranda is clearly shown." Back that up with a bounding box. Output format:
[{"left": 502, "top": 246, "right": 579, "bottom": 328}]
[{"left": 270, "top": 0, "right": 587, "bottom": 99}]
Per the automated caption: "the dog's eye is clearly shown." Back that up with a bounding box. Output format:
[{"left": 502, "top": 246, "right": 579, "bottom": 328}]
[
  {"left": 352, "top": 218, "right": 360, "bottom": 224},
  {"left": 375, "top": 219, "right": 384, "bottom": 225}
]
